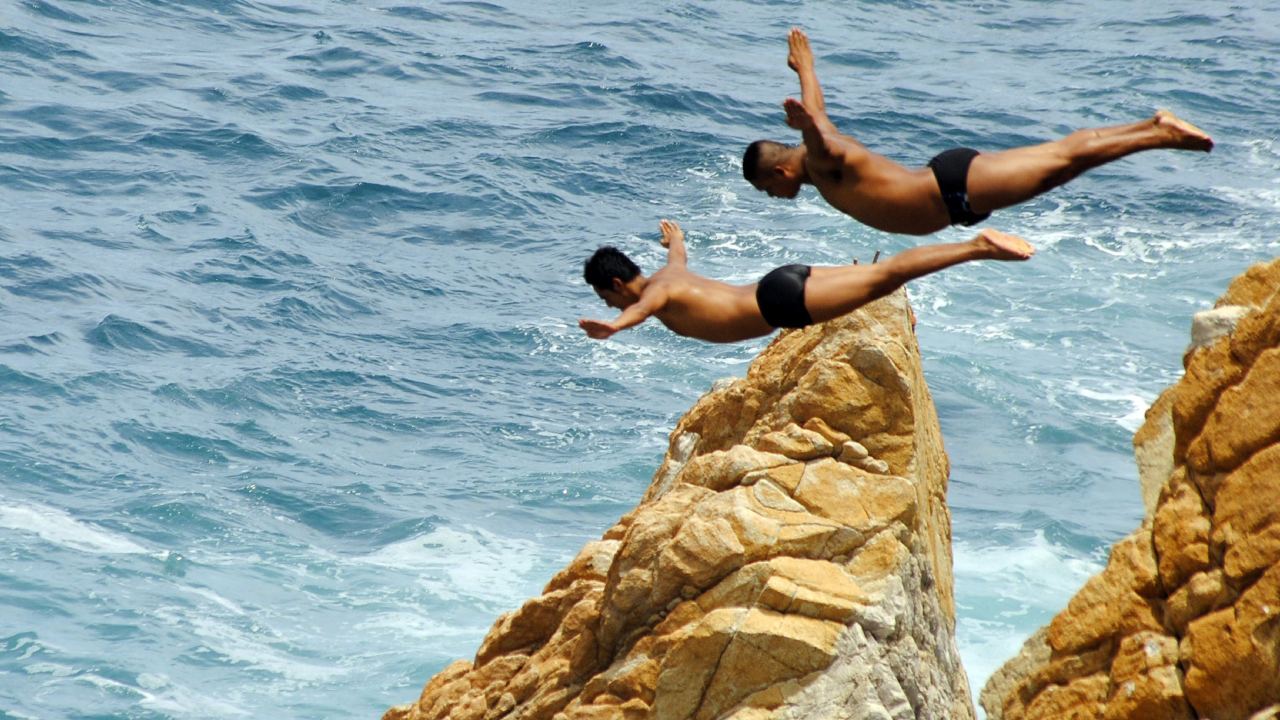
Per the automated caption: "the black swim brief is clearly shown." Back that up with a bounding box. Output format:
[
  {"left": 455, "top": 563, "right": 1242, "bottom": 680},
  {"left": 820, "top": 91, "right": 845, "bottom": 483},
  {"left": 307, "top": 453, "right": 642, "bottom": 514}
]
[
  {"left": 928, "top": 147, "right": 991, "bottom": 226},
  {"left": 756, "top": 264, "right": 813, "bottom": 329}
]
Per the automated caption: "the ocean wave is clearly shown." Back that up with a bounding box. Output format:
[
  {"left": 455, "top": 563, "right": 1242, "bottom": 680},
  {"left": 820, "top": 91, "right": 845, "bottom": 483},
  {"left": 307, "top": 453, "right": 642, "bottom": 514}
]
[{"left": 0, "top": 501, "right": 147, "bottom": 555}]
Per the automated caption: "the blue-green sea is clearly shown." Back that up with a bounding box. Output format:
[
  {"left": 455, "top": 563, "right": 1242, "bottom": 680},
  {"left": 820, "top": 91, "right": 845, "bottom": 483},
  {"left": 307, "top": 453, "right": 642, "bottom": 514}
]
[{"left": 2, "top": 1, "right": 1278, "bottom": 717}]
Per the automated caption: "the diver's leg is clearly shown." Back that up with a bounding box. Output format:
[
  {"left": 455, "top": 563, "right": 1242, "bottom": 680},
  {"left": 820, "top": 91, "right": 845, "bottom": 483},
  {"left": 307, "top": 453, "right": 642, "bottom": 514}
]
[
  {"left": 804, "top": 229, "right": 1034, "bottom": 323},
  {"left": 965, "top": 110, "right": 1212, "bottom": 213}
]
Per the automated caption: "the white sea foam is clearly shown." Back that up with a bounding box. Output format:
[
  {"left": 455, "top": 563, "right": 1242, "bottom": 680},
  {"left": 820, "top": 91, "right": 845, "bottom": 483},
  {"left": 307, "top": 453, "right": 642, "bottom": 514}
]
[
  {"left": 355, "top": 525, "right": 548, "bottom": 606},
  {"left": 954, "top": 531, "right": 1104, "bottom": 717},
  {"left": 352, "top": 611, "right": 481, "bottom": 640},
  {"left": 149, "top": 604, "right": 343, "bottom": 684},
  {"left": 0, "top": 502, "right": 147, "bottom": 555},
  {"left": 1067, "top": 382, "right": 1157, "bottom": 432},
  {"left": 135, "top": 673, "right": 252, "bottom": 717}
]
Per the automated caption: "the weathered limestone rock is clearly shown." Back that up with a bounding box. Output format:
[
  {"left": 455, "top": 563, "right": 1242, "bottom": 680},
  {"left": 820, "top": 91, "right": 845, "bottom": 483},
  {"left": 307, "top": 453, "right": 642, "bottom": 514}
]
[
  {"left": 386, "top": 289, "right": 972, "bottom": 720},
  {"left": 982, "top": 259, "right": 1280, "bottom": 720}
]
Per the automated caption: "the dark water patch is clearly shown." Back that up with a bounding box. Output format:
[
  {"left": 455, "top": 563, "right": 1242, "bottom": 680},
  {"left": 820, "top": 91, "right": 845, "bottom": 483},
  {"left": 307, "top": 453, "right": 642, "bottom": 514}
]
[
  {"left": 112, "top": 420, "right": 291, "bottom": 465},
  {"left": 0, "top": 28, "right": 93, "bottom": 62},
  {"left": 235, "top": 481, "right": 398, "bottom": 538},
  {"left": 404, "top": 57, "right": 471, "bottom": 80},
  {"left": 220, "top": 420, "right": 293, "bottom": 450},
  {"left": 276, "top": 83, "right": 327, "bottom": 101},
  {"left": 152, "top": 382, "right": 203, "bottom": 410},
  {"left": 530, "top": 121, "right": 640, "bottom": 148},
  {"left": 480, "top": 153, "right": 633, "bottom": 202},
  {"left": 287, "top": 45, "right": 382, "bottom": 78},
  {"left": 537, "top": 374, "right": 627, "bottom": 394},
  {"left": 619, "top": 84, "right": 749, "bottom": 126},
  {"left": 0, "top": 131, "right": 133, "bottom": 162},
  {"left": 976, "top": 15, "right": 1076, "bottom": 31},
  {"left": 328, "top": 404, "right": 449, "bottom": 435},
  {"left": 6, "top": 271, "right": 109, "bottom": 301},
  {"left": 439, "top": 1, "right": 521, "bottom": 29},
  {"left": 1104, "top": 12, "right": 1219, "bottom": 29},
  {"left": 384, "top": 5, "right": 448, "bottom": 22},
  {"left": 245, "top": 181, "right": 445, "bottom": 232},
  {"left": 86, "top": 315, "right": 227, "bottom": 357},
  {"left": 269, "top": 364, "right": 467, "bottom": 407},
  {"left": 1157, "top": 87, "right": 1256, "bottom": 117},
  {"left": 267, "top": 296, "right": 330, "bottom": 326},
  {"left": 455, "top": 52, "right": 542, "bottom": 79},
  {"left": 8, "top": 103, "right": 91, "bottom": 135},
  {"left": 0, "top": 364, "right": 67, "bottom": 397},
  {"left": 137, "top": 125, "right": 283, "bottom": 161},
  {"left": 347, "top": 29, "right": 397, "bottom": 48},
  {"left": 174, "top": 253, "right": 306, "bottom": 292},
  {"left": 154, "top": 380, "right": 293, "bottom": 428},
  {"left": 151, "top": 204, "right": 216, "bottom": 226},
  {"left": 83, "top": 69, "right": 152, "bottom": 93},
  {"left": 134, "top": 220, "right": 173, "bottom": 245},
  {"left": 344, "top": 264, "right": 444, "bottom": 300},
  {"left": 390, "top": 119, "right": 499, "bottom": 147},
  {"left": 341, "top": 514, "right": 444, "bottom": 552},
  {"left": 265, "top": 290, "right": 375, "bottom": 327},
  {"left": 181, "top": 378, "right": 288, "bottom": 416},
  {"left": 86, "top": 623, "right": 144, "bottom": 642},
  {"left": 61, "top": 370, "right": 148, "bottom": 397},
  {"left": 824, "top": 49, "right": 899, "bottom": 70},
  {"left": 1145, "top": 188, "right": 1236, "bottom": 218},
  {"left": 318, "top": 286, "right": 375, "bottom": 316},
  {"left": 15, "top": 166, "right": 197, "bottom": 200},
  {"left": 0, "top": 253, "right": 55, "bottom": 279},
  {"left": 530, "top": 41, "right": 640, "bottom": 71},
  {"left": 189, "top": 230, "right": 261, "bottom": 252},
  {"left": 0, "top": 331, "right": 65, "bottom": 355},
  {"left": 187, "top": 85, "right": 234, "bottom": 105},
  {"left": 0, "top": 590, "right": 75, "bottom": 618},
  {"left": 21, "top": 0, "right": 93, "bottom": 24},
  {"left": 125, "top": 497, "right": 235, "bottom": 540},
  {"left": 474, "top": 90, "right": 563, "bottom": 108}
]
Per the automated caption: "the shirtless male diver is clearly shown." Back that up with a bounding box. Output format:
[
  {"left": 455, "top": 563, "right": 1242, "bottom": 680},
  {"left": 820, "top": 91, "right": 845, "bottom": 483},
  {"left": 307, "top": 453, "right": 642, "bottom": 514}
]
[
  {"left": 742, "top": 28, "right": 1215, "bottom": 236},
  {"left": 579, "top": 219, "right": 1033, "bottom": 343}
]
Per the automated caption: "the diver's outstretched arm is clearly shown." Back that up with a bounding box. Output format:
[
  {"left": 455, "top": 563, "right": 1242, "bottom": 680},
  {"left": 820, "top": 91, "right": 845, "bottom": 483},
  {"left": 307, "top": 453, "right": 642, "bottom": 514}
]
[
  {"left": 659, "top": 219, "right": 687, "bottom": 268},
  {"left": 579, "top": 287, "right": 669, "bottom": 340},
  {"left": 788, "top": 27, "right": 826, "bottom": 115}
]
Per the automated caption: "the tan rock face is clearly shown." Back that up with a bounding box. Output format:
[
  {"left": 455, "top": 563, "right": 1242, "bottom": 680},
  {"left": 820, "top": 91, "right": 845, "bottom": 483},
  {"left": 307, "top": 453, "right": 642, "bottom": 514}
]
[
  {"left": 385, "top": 289, "right": 972, "bottom": 720},
  {"left": 982, "top": 259, "right": 1280, "bottom": 720}
]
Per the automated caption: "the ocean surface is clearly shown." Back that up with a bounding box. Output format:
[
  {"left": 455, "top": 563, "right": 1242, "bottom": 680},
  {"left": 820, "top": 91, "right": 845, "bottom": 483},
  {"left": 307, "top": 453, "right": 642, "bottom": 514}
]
[{"left": 1, "top": 1, "right": 1278, "bottom": 717}]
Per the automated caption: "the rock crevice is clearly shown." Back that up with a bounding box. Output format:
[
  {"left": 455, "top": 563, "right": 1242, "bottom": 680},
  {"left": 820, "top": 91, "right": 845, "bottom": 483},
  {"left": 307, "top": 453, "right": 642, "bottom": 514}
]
[{"left": 981, "top": 259, "right": 1280, "bottom": 720}]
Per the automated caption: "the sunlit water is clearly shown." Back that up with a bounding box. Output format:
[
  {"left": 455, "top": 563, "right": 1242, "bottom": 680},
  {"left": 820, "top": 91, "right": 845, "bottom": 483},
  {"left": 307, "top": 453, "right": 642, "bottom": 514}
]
[{"left": 2, "top": 2, "right": 1278, "bottom": 717}]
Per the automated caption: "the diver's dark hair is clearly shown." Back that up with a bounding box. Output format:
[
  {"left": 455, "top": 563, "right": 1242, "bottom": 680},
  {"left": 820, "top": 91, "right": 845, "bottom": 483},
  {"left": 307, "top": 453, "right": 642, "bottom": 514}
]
[
  {"left": 742, "top": 140, "right": 787, "bottom": 183},
  {"left": 584, "top": 246, "right": 640, "bottom": 290}
]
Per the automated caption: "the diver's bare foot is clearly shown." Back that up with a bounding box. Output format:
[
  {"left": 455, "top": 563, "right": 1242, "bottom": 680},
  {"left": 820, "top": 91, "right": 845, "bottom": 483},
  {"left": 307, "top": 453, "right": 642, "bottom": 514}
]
[
  {"left": 1155, "top": 109, "right": 1213, "bottom": 152},
  {"left": 783, "top": 97, "right": 815, "bottom": 131},
  {"left": 973, "top": 228, "right": 1035, "bottom": 261},
  {"left": 658, "top": 218, "right": 683, "bottom": 248},
  {"left": 788, "top": 28, "right": 814, "bottom": 74}
]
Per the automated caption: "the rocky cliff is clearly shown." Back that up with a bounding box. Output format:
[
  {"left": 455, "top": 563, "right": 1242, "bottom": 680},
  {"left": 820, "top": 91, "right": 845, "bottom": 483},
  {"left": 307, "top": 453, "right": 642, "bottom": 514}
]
[
  {"left": 384, "top": 288, "right": 974, "bottom": 720},
  {"left": 981, "top": 259, "right": 1280, "bottom": 720}
]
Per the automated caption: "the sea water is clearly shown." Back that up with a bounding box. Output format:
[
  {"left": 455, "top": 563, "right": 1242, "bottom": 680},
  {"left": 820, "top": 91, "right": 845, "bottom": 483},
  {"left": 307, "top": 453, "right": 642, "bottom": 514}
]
[{"left": 1, "top": 1, "right": 1278, "bottom": 717}]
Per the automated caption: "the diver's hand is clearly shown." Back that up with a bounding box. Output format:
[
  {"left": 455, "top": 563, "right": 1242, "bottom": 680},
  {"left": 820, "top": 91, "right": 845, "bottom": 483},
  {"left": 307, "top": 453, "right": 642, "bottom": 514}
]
[
  {"left": 579, "top": 318, "right": 619, "bottom": 340},
  {"left": 787, "top": 28, "right": 814, "bottom": 74}
]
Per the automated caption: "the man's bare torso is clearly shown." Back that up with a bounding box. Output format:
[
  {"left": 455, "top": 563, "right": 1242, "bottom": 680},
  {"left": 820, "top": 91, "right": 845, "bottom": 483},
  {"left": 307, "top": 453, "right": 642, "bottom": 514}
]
[
  {"left": 646, "top": 266, "right": 773, "bottom": 343},
  {"left": 807, "top": 148, "right": 951, "bottom": 235}
]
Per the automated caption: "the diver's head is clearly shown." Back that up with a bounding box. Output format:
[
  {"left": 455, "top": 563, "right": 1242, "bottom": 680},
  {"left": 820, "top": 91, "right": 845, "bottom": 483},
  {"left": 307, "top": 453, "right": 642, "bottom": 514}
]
[
  {"left": 743, "top": 140, "right": 803, "bottom": 199},
  {"left": 584, "top": 246, "right": 642, "bottom": 309}
]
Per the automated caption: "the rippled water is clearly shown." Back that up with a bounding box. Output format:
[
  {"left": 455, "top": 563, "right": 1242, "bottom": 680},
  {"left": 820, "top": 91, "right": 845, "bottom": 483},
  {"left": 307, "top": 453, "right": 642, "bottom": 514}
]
[{"left": 2, "top": 2, "right": 1278, "bottom": 717}]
